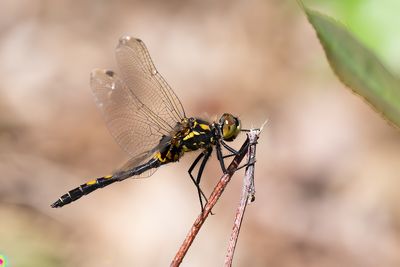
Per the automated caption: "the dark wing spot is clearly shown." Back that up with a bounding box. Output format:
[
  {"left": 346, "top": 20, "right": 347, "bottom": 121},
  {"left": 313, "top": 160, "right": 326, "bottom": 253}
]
[{"left": 105, "top": 70, "right": 115, "bottom": 77}]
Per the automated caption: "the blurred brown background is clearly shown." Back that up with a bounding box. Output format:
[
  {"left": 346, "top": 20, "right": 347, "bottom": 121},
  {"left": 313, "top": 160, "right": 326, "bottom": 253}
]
[{"left": 1, "top": 0, "right": 400, "bottom": 266}]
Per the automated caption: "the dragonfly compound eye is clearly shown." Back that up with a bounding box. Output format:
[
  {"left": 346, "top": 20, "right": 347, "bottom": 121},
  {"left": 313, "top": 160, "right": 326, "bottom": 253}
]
[{"left": 219, "top": 113, "right": 241, "bottom": 142}]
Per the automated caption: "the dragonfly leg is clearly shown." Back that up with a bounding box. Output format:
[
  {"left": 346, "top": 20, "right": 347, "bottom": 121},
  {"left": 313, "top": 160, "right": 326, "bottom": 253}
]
[
  {"left": 221, "top": 140, "right": 239, "bottom": 155},
  {"left": 231, "top": 137, "right": 258, "bottom": 171},
  {"left": 196, "top": 147, "right": 212, "bottom": 212},
  {"left": 222, "top": 153, "right": 236, "bottom": 159},
  {"left": 216, "top": 141, "right": 227, "bottom": 173},
  {"left": 188, "top": 147, "right": 212, "bottom": 212},
  {"left": 235, "top": 158, "right": 256, "bottom": 171}
]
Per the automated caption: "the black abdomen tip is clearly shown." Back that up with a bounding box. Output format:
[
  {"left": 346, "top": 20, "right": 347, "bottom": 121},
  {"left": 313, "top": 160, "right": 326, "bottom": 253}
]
[
  {"left": 51, "top": 193, "right": 72, "bottom": 208},
  {"left": 51, "top": 199, "right": 63, "bottom": 208}
]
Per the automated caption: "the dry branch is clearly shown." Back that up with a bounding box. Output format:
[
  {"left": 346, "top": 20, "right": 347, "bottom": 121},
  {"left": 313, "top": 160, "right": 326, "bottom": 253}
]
[
  {"left": 171, "top": 129, "right": 261, "bottom": 266},
  {"left": 224, "top": 130, "right": 259, "bottom": 266}
]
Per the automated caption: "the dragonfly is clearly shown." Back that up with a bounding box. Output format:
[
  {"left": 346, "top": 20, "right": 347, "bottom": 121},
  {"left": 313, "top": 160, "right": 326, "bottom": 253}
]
[{"left": 51, "top": 36, "right": 244, "bottom": 211}]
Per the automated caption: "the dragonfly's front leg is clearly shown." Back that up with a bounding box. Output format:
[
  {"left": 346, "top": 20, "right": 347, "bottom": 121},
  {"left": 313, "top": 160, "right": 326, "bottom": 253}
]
[
  {"left": 215, "top": 141, "right": 227, "bottom": 173},
  {"left": 221, "top": 140, "right": 239, "bottom": 155}
]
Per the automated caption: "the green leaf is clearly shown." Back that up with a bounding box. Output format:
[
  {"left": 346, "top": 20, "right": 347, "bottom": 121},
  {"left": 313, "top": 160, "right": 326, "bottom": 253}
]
[{"left": 299, "top": 1, "right": 400, "bottom": 128}]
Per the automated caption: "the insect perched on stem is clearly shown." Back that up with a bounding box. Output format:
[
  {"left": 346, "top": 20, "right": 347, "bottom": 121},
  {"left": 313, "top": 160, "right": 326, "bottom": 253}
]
[{"left": 51, "top": 36, "right": 246, "bottom": 211}]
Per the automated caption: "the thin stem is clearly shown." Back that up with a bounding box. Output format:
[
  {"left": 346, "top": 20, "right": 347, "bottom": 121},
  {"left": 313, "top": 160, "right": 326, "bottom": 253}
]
[
  {"left": 224, "top": 130, "right": 259, "bottom": 266},
  {"left": 170, "top": 137, "right": 250, "bottom": 267}
]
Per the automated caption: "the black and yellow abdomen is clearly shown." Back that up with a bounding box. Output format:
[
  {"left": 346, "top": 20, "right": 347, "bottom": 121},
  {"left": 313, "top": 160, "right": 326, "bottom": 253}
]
[
  {"left": 51, "top": 158, "right": 161, "bottom": 208},
  {"left": 51, "top": 118, "right": 216, "bottom": 208}
]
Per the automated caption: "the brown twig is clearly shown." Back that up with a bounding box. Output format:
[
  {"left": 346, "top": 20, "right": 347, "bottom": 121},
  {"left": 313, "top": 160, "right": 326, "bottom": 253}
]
[
  {"left": 224, "top": 130, "right": 259, "bottom": 266},
  {"left": 170, "top": 137, "right": 250, "bottom": 267}
]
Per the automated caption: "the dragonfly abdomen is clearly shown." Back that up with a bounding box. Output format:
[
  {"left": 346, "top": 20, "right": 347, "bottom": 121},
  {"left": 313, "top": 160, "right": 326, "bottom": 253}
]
[
  {"left": 51, "top": 176, "right": 116, "bottom": 208},
  {"left": 51, "top": 158, "right": 160, "bottom": 208}
]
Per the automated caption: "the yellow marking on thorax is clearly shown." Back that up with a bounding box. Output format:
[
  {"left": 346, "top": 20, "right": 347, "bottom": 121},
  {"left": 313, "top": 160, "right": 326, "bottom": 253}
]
[
  {"left": 183, "top": 131, "right": 195, "bottom": 141},
  {"left": 199, "top": 123, "right": 210, "bottom": 131},
  {"left": 104, "top": 175, "right": 112, "bottom": 179}
]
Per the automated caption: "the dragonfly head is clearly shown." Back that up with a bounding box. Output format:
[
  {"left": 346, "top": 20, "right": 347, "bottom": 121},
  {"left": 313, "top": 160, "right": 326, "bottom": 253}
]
[{"left": 218, "top": 113, "right": 241, "bottom": 142}]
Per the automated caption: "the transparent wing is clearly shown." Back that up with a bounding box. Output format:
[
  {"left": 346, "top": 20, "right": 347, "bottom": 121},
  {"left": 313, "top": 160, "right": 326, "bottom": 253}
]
[
  {"left": 90, "top": 36, "right": 186, "bottom": 161},
  {"left": 107, "top": 151, "right": 156, "bottom": 179},
  {"left": 90, "top": 69, "right": 174, "bottom": 159},
  {"left": 115, "top": 136, "right": 173, "bottom": 179},
  {"left": 116, "top": 152, "right": 158, "bottom": 178},
  {"left": 116, "top": 36, "right": 186, "bottom": 127},
  {"left": 91, "top": 36, "right": 187, "bottom": 180}
]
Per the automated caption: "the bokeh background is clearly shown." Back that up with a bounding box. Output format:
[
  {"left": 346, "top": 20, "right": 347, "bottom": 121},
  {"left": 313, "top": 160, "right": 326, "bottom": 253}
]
[{"left": 1, "top": 0, "right": 400, "bottom": 266}]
